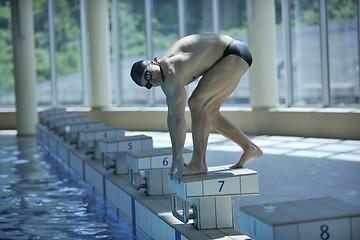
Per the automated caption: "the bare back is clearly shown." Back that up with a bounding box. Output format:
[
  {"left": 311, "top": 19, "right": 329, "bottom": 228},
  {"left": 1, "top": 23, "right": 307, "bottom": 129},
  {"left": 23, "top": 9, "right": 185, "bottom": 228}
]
[
  {"left": 161, "top": 34, "right": 261, "bottom": 179},
  {"left": 161, "top": 34, "right": 232, "bottom": 86}
]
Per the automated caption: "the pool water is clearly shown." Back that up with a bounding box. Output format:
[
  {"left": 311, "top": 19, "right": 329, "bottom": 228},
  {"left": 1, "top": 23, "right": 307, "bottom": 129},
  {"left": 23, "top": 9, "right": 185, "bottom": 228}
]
[{"left": 0, "top": 135, "right": 144, "bottom": 240}]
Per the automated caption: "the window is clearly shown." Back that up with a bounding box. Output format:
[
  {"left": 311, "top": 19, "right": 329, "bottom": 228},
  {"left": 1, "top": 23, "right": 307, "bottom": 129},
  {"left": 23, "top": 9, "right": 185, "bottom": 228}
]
[
  {"left": 117, "top": 0, "right": 148, "bottom": 105},
  {"left": 2, "top": 0, "right": 358, "bottom": 109},
  {"left": 281, "top": 0, "right": 359, "bottom": 107},
  {"left": 152, "top": 0, "right": 179, "bottom": 105},
  {"left": 184, "top": 0, "right": 213, "bottom": 35},
  {"left": 220, "top": 0, "right": 250, "bottom": 105},
  {"left": 328, "top": 0, "right": 359, "bottom": 106},
  {"left": 0, "top": 0, "right": 14, "bottom": 107},
  {"left": 34, "top": 0, "right": 51, "bottom": 106},
  {"left": 291, "top": 0, "right": 322, "bottom": 106},
  {"left": 54, "top": 0, "right": 84, "bottom": 105},
  {"left": 183, "top": 0, "right": 213, "bottom": 99},
  {"left": 275, "top": 0, "right": 285, "bottom": 105}
]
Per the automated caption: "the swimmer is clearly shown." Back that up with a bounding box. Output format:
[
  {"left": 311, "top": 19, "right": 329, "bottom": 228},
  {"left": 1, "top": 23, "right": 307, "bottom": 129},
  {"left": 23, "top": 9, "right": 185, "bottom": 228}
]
[{"left": 130, "top": 34, "right": 263, "bottom": 180}]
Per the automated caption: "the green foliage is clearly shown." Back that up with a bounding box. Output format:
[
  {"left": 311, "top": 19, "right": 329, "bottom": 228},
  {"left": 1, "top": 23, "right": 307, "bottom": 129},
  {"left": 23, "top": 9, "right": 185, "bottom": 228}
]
[
  {"left": 118, "top": 0, "right": 146, "bottom": 58},
  {"left": 291, "top": 0, "right": 357, "bottom": 26},
  {"left": 33, "top": 0, "right": 81, "bottom": 84},
  {"left": 221, "top": 27, "right": 247, "bottom": 38},
  {"left": 152, "top": 0, "right": 179, "bottom": 52},
  {"left": 0, "top": 0, "right": 13, "bottom": 92},
  {"left": 328, "top": 0, "right": 357, "bottom": 23},
  {"left": 33, "top": 0, "right": 49, "bottom": 84},
  {"left": 53, "top": 0, "right": 81, "bottom": 77},
  {"left": 0, "top": 0, "right": 358, "bottom": 94}
]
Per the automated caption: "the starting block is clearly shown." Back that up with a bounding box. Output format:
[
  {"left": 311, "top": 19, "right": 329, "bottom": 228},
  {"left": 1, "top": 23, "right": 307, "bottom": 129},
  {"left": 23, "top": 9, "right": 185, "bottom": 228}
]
[
  {"left": 53, "top": 114, "right": 89, "bottom": 135},
  {"left": 98, "top": 135, "right": 153, "bottom": 174},
  {"left": 126, "top": 147, "right": 192, "bottom": 195},
  {"left": 39, "top": 108, "right": 66, "bottom": 124},
  {"left": 78, "top": 126, "right": 125, "bottom": 157},
  {"left": 239, "top": 197, "right": 360, "bottom": 240},
  {"left": 36, "top": 124, "right": 47, "bottom": 146},
  {"left": 46, "top": 112, "right": 77, "bottom": 129},
  {"left": 64, "top": 119, "right": 105, "bottom": 144},
  {"left": 168, "top": 166, "right": 259, "bottom": 229}
]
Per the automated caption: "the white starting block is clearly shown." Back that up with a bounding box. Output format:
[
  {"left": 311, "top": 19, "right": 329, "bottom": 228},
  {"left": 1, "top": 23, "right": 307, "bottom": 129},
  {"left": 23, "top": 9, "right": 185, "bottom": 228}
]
[
  {"left": 98, "top": 135, "right": 153, "bottom": 174},
  {"left": 36, "top": 123, "right": 48, "bottom": 146},
  {"left": 126, "top": 147, "right": 192, "bottom": 195},
  {"left": 39, "top": 108, "right": 66, "bottom": 124},
  {"left": 78, "top": 126, "right": 125, "bottom": 157},
  {"left": 239, "top": 197, "right": 360, "bottom": 240},
  {"left": 64, "top": 119, "right": 105, "bottom": 144},
  {"left": 168, "top": 166, "right": 259, "bottom": 229},
  {"left": 46, "top": 112, "right": 77, "bottom": 129},
  {"left": 53, "top": 115, "right": 89, "bottom": 135}
]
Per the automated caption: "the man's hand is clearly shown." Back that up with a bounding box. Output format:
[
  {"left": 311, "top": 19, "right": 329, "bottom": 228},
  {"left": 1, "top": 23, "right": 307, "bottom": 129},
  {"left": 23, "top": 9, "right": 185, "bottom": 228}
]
[
  {"left": 169, "top": 156, "right": 184, "bottom": 181},
  {"left": 169, "top": 163, "right": 177, "bottom": 180}
]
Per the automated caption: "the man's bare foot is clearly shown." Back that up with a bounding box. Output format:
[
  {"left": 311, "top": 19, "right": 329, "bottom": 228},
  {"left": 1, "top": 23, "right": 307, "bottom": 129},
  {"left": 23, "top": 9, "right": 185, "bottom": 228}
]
[
  {"left": 182, "top": 162, "right": 208, "bottom": 176},
  {"left": 230, "top": 145, "right": 263, "bottom": 169}
]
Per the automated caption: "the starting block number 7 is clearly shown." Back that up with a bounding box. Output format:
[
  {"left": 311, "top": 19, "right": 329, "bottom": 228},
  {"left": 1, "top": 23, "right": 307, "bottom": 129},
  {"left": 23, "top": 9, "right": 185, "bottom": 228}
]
[{"left": 218, "top": 180, "right": 225, "bottom": 192}]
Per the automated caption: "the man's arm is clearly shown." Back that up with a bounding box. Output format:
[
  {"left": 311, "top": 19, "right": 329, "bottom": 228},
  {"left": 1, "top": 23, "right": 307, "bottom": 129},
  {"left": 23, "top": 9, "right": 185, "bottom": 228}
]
[{"left": 165, "top": 84, "right": 187, "bottom": 180}]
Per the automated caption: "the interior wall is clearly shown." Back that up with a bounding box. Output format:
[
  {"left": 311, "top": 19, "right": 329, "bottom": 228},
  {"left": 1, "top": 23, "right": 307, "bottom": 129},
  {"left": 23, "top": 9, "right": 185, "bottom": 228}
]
[
  {"left": 1, "top": 109, "right": 359, "bottom": 140},
  {"left": 83, "top": 108, "right": 360, "bottom": 140}
]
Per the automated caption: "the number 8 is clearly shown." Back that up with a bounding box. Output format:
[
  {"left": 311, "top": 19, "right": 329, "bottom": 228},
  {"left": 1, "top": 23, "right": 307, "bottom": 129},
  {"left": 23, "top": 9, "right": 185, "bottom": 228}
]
[{"left": 320, "top": 224, "right": 330, "bottom": 240}]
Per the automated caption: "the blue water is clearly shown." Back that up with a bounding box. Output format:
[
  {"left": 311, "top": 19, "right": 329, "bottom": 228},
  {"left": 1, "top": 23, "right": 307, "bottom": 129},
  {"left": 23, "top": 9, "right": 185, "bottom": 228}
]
[{"left": 0, "top": 135, "right": 144, "bottom": 240}]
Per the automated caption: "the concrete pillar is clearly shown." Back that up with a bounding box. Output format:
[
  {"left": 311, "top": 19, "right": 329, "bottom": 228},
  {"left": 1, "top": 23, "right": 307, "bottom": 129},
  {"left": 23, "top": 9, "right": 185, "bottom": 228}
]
[
  {"left": 11, "top": 0, "right": 37, "bottom": 136},
  {"left": 247, "top": 0, "right": 278, "bottom": 108},
  {"left": 87, "top": 0, "right": 111, "bottom": 108}
]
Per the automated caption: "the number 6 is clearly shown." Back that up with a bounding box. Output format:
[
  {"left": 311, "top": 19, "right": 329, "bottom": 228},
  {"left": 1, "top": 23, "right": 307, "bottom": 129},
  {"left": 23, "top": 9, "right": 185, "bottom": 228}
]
[{"left": 163, "top": 157, "right": 168, "bottom": 166}]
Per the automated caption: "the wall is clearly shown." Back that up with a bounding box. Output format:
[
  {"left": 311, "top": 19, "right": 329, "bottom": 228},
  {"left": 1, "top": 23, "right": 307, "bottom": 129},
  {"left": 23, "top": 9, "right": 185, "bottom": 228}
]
[
  {"left": 84, "top": 108, "right": 360, "bottom": 140},
  {"left": 0, "top": 108, "right": 359, "bottom": 140}
]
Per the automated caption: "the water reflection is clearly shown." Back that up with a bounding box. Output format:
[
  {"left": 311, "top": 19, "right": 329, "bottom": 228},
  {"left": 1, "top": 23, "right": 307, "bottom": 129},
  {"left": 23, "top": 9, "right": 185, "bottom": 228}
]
[{"left": 0, "top": 136, "right": 143, "bottom": 239}]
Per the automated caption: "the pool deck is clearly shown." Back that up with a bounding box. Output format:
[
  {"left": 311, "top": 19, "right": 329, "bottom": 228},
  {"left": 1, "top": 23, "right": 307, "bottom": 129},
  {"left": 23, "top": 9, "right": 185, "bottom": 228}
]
[{"left": 2, "top": 129, "right": 360, "bottom": 240}]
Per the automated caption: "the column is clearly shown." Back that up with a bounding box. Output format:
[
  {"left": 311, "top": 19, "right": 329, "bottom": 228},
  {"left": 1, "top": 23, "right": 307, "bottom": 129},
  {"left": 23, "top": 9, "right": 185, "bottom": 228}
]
[
  {"left": 11, "top": 0, "right": 37, "bottom": 136},
  {"left": 247, "top": 0, "right": 278, "bottom": 108},
  {"left": 87, "top": 0, "right": 111, "bottom": 108}
]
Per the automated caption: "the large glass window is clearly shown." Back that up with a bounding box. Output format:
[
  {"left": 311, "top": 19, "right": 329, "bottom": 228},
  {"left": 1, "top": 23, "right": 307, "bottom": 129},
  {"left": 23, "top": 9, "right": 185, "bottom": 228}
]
[
  {"left": 54, "top": 0, "right": 84, "bottom": 105},
  {"left": 280, "top": 0, "right": 359, "bottom": 107},
  {"left": 185, "top": 0, "right": 213, "bottom": 35},
  {"left": 275, "top": 0, "right": 285, "bottom": 105},
  {"left": 291, "top": 0, "right": 322, "bottom": 106},
  {"left": 183, "top": 0, "right": 213, "bottom": 99},
  {"left": 328, "top": 0, "right": 359, "bottom": 106},
  {"left": 152, "top": 0, "right": 179, "bottom": 105},
  {"left": 0, "top": 0, "right": 14, "bottom": 107},
  {"left": 117, "top": 0, "right": 148, "bottom": 105},
  {"left": 220, "top": 0, "right": 250, "bottom": 105},
  {"left": 34, "top": 0, "right": 51, "bottom": 106},
  {"left": 2, "top": 0, "right": 359, "bottom": 109}
]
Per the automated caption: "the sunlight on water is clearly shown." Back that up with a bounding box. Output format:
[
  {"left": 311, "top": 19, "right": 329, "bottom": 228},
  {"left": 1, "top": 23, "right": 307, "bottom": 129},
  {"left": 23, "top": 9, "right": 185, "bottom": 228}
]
[{"left": 0, "top": 137, "right": 143, "bottom": 239}]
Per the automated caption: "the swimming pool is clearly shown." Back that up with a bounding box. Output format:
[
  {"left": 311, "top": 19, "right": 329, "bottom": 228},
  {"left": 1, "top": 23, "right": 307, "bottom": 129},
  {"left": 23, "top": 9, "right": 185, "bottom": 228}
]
[{"left": 0, "top": 135, "right": 144, "bottom": 239}]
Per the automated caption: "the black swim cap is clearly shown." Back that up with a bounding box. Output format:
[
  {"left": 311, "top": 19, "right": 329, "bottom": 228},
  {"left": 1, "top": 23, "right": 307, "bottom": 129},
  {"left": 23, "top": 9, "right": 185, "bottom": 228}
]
[{"left": 130, "top": 60, "right": 148, "bottom": 87}]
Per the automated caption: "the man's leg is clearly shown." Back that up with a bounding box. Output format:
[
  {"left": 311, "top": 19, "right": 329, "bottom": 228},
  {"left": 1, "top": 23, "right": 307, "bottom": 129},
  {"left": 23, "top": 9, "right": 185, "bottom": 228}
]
[
  {"left": 210, "top": 111, "right": 263, "bottom": 168},
  {"left": 183, "top": 55, "right": 262, "bottom": 176},
  {"left": 183, "top": 101, "right": 211, "bottom": 175}
]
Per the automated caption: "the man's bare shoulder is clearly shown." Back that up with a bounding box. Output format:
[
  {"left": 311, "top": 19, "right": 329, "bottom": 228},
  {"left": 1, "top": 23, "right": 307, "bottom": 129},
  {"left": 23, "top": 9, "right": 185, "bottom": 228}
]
[{"left": 161, "top": 70, "right": 181, "bottom": 96}]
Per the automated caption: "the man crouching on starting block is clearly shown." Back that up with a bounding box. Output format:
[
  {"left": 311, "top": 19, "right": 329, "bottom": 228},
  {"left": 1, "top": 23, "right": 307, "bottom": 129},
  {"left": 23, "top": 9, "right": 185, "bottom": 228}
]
[{"left": 130, "top": 34, "right": 263, "bottom": 180}]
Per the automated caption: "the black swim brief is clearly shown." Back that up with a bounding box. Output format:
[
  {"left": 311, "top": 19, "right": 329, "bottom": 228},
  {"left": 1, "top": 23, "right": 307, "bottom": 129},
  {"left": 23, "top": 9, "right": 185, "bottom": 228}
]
[{"left": 222, "top": 38, "right": 252, "bottom": 67}]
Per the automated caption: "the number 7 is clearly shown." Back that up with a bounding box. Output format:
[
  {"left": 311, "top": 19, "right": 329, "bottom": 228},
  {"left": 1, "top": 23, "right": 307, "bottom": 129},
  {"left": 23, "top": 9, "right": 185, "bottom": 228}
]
[{"left": 218, "top": 180, "right": 225, "bottom": 192}]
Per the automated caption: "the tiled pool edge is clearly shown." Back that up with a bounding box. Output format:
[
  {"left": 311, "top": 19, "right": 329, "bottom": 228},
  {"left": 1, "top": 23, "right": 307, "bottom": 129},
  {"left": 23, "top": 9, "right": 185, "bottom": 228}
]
[{"left": 38, "top": 125, "right": 248, "bottom": 240}]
